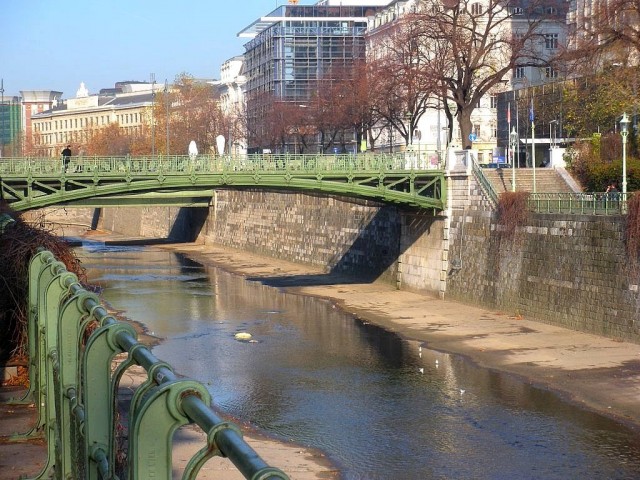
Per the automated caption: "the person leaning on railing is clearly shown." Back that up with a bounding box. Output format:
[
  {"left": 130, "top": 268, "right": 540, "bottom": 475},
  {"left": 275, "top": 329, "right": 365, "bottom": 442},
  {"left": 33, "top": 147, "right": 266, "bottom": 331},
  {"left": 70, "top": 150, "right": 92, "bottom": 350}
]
[{"left": 606, "top": 182, "right": 620, "bottom": 208}]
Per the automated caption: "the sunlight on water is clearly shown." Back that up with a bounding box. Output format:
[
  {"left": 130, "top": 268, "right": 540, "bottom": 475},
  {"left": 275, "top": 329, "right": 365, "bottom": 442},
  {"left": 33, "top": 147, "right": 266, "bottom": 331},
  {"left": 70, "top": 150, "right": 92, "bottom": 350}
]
[{"left": 80, "top": 246, "right": 640, "bottom": 480}]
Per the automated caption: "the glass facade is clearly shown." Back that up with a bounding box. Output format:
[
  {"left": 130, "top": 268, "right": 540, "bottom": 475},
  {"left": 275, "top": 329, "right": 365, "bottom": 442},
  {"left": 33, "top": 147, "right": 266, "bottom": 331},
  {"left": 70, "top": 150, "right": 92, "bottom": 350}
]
[
  {"left": 0, "top": 100, "right": 21, "bottom": 157},
  {"left": 242, "top": 5, "right": 380, "bottom": 151}
]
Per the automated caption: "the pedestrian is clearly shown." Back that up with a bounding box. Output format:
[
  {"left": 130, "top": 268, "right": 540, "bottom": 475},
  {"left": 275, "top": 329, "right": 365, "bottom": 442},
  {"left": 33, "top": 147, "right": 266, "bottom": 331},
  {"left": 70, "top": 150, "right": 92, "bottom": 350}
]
[
  {"left": 61, "top": 145, "right": 72, "bottom": 172},
  {"left": 606, "top": 181, "right": 620, "bottom": 207}
]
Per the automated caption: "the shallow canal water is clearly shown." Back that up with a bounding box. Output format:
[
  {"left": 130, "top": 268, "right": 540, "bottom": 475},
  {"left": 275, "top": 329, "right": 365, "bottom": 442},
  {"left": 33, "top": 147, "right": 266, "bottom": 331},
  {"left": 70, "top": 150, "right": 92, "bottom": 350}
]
[{"left": 79, "top": 245, "right": 640, "bottom": 480}]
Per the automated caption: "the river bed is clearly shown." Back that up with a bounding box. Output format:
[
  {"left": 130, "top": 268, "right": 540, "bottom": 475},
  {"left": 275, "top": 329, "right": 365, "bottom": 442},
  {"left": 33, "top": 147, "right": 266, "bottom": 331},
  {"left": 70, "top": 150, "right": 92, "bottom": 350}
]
[{"left": 79, "top": 244, "right": 640, "bottom": 480}]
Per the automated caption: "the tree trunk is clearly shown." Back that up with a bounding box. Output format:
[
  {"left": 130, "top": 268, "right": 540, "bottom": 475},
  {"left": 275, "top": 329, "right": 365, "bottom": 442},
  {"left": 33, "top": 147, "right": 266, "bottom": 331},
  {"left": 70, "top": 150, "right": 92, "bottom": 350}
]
[{"left": 457, "top": 107, "right": 473, "bottom": 149}]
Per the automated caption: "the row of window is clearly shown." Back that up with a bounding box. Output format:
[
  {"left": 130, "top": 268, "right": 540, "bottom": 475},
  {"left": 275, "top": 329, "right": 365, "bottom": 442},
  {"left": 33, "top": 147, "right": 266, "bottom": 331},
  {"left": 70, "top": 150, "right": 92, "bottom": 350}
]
[
  {"left": 34, "top": 112, "right": 143, "bottom": 133},
  {"left": 34, "top": 125, "right": 143, "bottom": 146},
  {"left": 514, "top": 66, "right": 558, "bottom": 79}
]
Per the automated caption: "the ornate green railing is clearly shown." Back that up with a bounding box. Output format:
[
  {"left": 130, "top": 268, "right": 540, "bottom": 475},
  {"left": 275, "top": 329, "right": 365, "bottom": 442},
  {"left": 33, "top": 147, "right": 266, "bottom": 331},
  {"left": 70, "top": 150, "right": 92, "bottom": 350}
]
[
  {"left": 527, "top": 192, "right": 630, "bottom": 215},
  {"left": 3, "top": 226, "right": 289, "bottom": 479},
  {"left": 0, "top": 154, "right": 446, "bottom": 211}
]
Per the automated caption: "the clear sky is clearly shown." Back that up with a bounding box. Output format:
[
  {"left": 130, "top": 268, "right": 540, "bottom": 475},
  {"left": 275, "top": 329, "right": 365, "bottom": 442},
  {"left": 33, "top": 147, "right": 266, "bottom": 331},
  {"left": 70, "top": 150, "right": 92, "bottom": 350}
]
[{"left": 0, "top": 0, "right": 311, "bottom": 99}]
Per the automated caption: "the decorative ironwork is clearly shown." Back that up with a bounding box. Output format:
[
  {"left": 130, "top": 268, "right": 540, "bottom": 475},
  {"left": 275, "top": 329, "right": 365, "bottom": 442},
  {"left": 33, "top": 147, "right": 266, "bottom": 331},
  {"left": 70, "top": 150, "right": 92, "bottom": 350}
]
[{"left": 0, "top": 154, "right": 447, "bottom": 211}]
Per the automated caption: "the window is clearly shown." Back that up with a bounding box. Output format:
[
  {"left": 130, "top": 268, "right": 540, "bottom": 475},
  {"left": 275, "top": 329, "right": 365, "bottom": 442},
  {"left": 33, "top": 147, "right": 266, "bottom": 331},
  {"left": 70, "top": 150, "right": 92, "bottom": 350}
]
[
  {"left": 473, "top": 124, "right": 481, "bottom": 137},
  {"left": 544, "top": 33, "right": 558, "bottom": 49},
  {"left": 471, "top": 2, "right": 483, "bottom": 15},
  {"left": 490, "top": 95, "right": 498, "bottom": 109},
  {"left": 513, "top": 7, "right": 523, "bottom": 15},
  {"left": 545, "top": 66, "right": 558, "bottom": 78},
  {"left": 514, "top": 66, "right": 525, "bottom": 79}
]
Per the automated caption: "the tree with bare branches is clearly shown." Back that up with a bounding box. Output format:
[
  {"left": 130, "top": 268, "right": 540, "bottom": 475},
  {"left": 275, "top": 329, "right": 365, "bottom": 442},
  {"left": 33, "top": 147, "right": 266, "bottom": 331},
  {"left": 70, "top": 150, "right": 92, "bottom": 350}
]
[
  {"left": 152, "top": 73, "right": 225, "bottom": 155},
  {"left": 367, "top": 15, "right": 439, "bottom": 148},
  {"left": 412, "top": 0, "right": 565, "bottom": 148}
]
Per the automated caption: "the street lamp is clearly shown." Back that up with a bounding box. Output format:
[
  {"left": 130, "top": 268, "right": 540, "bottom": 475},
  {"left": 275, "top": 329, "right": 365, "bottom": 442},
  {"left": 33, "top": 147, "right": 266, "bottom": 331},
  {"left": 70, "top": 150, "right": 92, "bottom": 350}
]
[
  {"left": 620, "top": 112, "right": 630, "bottom": 197},
  {"left": 509, "top": 127, "right": 518, "bottom": 192}
]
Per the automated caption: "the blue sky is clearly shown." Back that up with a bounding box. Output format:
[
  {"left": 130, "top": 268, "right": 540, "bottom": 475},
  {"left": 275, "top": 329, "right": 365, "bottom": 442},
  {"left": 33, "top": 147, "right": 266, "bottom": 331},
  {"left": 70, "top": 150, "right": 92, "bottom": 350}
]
[{"left": 1, "top": 0, "right": 311, "bottom": 98}]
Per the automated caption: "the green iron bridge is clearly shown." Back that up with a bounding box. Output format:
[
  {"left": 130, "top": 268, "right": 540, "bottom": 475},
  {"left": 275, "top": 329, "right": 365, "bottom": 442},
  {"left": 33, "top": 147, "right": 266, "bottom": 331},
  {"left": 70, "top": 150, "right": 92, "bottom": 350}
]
[{"left": 0, "top": 154, "right": 446, "bottom": 211}]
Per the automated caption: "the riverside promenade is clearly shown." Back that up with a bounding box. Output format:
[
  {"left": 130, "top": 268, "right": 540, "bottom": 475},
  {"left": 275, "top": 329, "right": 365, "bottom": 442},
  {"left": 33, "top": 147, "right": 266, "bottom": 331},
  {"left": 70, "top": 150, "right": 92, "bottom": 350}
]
[{"left": 2, "top": 237, "right": 640, "bottom": 478}]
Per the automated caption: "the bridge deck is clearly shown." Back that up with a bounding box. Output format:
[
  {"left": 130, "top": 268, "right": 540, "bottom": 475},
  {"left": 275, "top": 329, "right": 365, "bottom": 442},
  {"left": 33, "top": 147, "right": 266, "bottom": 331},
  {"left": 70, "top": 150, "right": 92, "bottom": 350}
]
[{"left": 0, "top": 154, "right": 446, "bottom": 211}]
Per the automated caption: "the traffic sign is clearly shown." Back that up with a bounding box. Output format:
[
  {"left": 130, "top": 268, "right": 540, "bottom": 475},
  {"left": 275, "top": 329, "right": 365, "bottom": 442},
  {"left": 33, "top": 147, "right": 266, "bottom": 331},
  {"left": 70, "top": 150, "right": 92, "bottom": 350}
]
[{"left": 469, "top": 133, "right": 477, "bottom": 142}]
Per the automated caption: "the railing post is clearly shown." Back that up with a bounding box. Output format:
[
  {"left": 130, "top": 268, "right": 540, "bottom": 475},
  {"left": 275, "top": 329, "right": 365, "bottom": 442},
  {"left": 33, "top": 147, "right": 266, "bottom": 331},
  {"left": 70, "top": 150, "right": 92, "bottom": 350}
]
[
  {"left": 128, "top": 379, "right": 210, "bottom": 479},
  {"left": 28, "top": 254, "right": 71, "bottom": 479},
  {"left": 83, "top": 321, "right": 137, "bottom": 480},
  {"left": 57, "top": 287, "right": 101, "bottom": 478}
]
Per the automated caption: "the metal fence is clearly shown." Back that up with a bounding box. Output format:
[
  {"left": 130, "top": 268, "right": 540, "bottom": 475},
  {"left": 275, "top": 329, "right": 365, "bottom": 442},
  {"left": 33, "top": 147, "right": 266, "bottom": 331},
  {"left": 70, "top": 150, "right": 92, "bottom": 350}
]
[
  {"left": 527, "top": 192, "right": 630, "bottom": 215},
  {"left": 0, "top": 153, "right": 436, "bottom": 176},
  {"left": 10, "top": 231, "right": 289, "bottom": 479}
]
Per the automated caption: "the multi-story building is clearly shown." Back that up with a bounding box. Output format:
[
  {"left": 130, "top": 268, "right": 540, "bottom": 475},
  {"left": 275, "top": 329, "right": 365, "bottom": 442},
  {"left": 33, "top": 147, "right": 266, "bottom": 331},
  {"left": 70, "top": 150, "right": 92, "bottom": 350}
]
[
  {"left": 368, "top": 0, "right": 567, "bottom": 164},
  {"left": 19, "top": 90, "right": 63, "bottom": 155},
  {"left": 31, "top": 82, "right": 155, "bottom": 157},
  {"left": 238, "top": 0, "right": 389, "bottom": 152},
  {"left": 0, "top": 94, "right": 22, "bottom": 157},
  {"left": 210, "top": 56, "right": 247, "bottom": 155}
]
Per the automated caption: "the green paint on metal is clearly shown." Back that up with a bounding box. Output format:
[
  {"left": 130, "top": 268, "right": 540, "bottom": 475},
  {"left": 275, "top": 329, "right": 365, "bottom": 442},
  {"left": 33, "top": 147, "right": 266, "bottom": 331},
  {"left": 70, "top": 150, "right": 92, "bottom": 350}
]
[
  {"left": 22, "top": 249, "right": 290, "bottom": 479},
  {"left": 0, "top": 154, "right": 446, "bottom": 211}
]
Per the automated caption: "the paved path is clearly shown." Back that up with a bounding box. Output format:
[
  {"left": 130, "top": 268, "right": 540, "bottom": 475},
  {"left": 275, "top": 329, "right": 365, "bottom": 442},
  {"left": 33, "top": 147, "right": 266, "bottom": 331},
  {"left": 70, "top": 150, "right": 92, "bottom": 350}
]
[{"left": 0, "top": 386, "right": 47, "bottom": 479}]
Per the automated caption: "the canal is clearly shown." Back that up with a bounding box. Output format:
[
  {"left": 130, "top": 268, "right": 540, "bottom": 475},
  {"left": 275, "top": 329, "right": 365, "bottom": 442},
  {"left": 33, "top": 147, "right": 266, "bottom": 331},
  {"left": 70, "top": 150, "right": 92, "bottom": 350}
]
[{"left": 79, "top": 244, "right": 640, "bottom": 480}]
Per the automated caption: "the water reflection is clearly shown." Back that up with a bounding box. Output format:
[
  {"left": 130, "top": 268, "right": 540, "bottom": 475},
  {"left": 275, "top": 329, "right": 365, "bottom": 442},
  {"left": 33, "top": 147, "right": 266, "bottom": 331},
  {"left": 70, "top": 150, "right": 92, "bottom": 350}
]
[{"left": 80, "top": 247, "right": 640, "bottom": 480}]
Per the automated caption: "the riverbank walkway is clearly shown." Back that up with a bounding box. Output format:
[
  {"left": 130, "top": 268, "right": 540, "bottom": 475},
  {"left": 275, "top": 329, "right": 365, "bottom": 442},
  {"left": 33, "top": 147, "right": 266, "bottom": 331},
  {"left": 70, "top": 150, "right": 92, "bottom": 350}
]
[{"left": 2, "top": 240, "right": 639, "bottom": 478}]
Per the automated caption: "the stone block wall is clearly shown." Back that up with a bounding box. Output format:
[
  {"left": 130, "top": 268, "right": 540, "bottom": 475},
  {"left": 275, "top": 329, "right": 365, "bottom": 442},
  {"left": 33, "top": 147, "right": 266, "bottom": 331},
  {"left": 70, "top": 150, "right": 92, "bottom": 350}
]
[
  {"left": 446, "top": 175, "right": 640, "bottom": 342},
  {"left": 199, "top": 190, "right": 404, "bottom": 283},
  {"left": 34, "top": 193, "right": 445, "bottom": 293}
]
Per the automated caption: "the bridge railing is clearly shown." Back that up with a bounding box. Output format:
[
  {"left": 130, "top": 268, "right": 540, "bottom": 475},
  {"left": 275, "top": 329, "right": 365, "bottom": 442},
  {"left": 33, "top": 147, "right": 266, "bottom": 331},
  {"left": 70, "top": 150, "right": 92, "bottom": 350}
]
[
  {"left": 528, "top": 192, "right": 630, "bottom": 215},
  {"left": 17, "top": 240, "right": 289, "bottom": 479},
  {"left": 0, "top": 153, "right": 439, "bottom": 176}
]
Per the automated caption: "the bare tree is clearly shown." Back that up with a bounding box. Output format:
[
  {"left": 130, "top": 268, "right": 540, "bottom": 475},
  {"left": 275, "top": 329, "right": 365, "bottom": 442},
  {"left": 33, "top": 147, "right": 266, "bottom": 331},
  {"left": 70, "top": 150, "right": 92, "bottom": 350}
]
[
  {"left": 413, "top": 0, "right": 564, "bottom": 148},
  {"left": 368, "top": 15, "right": 439, "bottom": 148},
  {"left": 152, "top": 73, "right": 225, "bottom": 155}
]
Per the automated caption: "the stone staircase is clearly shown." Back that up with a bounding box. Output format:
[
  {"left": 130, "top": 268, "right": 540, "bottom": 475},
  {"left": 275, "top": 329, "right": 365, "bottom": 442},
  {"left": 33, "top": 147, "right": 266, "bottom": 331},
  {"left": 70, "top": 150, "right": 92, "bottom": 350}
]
[{"left": 481, "top": 167, "right": 579, "bottom": 194}]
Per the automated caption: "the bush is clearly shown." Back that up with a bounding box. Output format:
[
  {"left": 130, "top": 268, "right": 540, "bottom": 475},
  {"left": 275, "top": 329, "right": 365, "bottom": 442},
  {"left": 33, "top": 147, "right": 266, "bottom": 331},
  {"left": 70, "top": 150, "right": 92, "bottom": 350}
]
[
  {"left": 568, "top": 137, "right": 640, "bottom": 191},
  {"left": 496, "top": 191, "right": 530, "bottom": 238}
]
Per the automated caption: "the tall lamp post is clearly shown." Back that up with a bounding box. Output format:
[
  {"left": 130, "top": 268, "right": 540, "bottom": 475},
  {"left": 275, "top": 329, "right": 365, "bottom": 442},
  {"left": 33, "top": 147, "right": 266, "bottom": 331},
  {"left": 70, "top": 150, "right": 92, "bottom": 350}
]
[
  {"left": 620, "top": 112, "right": 630, "bottom": 198},
  {"left": 150, "top": 74, "right": 156, "bottom": 156}
]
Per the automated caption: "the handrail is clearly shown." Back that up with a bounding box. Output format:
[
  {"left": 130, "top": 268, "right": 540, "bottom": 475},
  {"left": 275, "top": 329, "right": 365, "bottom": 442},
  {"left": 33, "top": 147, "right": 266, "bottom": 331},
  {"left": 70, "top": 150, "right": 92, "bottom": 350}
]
[
  {"left": 0, "top": 153, "right": 416, "bottom": 175},
  {"left": 0, "top": 153, "right": 447, "bottom": 212},
  {"left": 528, "top": 192, "right": 630, "bottom": 215},
  {"left": 469, "top": 154, "right": 499, "bottom": 206},
  {"left": 23, "top": 247, "right": 290, "bottom": 479}
]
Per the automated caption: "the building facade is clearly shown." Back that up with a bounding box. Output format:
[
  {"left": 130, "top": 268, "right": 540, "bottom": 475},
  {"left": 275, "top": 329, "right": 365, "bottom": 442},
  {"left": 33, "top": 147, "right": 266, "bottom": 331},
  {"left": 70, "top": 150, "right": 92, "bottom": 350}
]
[
  {"left": 0, "top": 95, "right": 22, "bottom": 157},
  {"left": 31, "top": 82, "right": 154, "bottom": 157},
  {"left": 239, "top": 0, "right": 388, "bottom": 152},
  {"left": 210, "top": 56, "right": 248, "bottom": 155}
]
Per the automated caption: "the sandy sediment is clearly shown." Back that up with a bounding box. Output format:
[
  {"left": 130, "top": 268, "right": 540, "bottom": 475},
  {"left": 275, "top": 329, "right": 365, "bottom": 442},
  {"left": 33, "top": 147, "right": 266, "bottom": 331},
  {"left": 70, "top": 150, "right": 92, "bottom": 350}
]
[{"left": 70, "top": 233, "right": 640, "bottom": 478}]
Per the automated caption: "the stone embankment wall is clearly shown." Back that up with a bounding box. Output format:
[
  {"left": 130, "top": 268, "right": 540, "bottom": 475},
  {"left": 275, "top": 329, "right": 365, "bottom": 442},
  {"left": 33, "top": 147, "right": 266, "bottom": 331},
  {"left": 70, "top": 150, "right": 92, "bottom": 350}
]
[
  {"left": 41, "top": 191, "right": 445, "bottom": 293},
  {"left": 35, "top": 177, "right": 639, "bottom": 342},
  {"left": 445, "top": 174, "right": 639, "bottom": 342}
]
